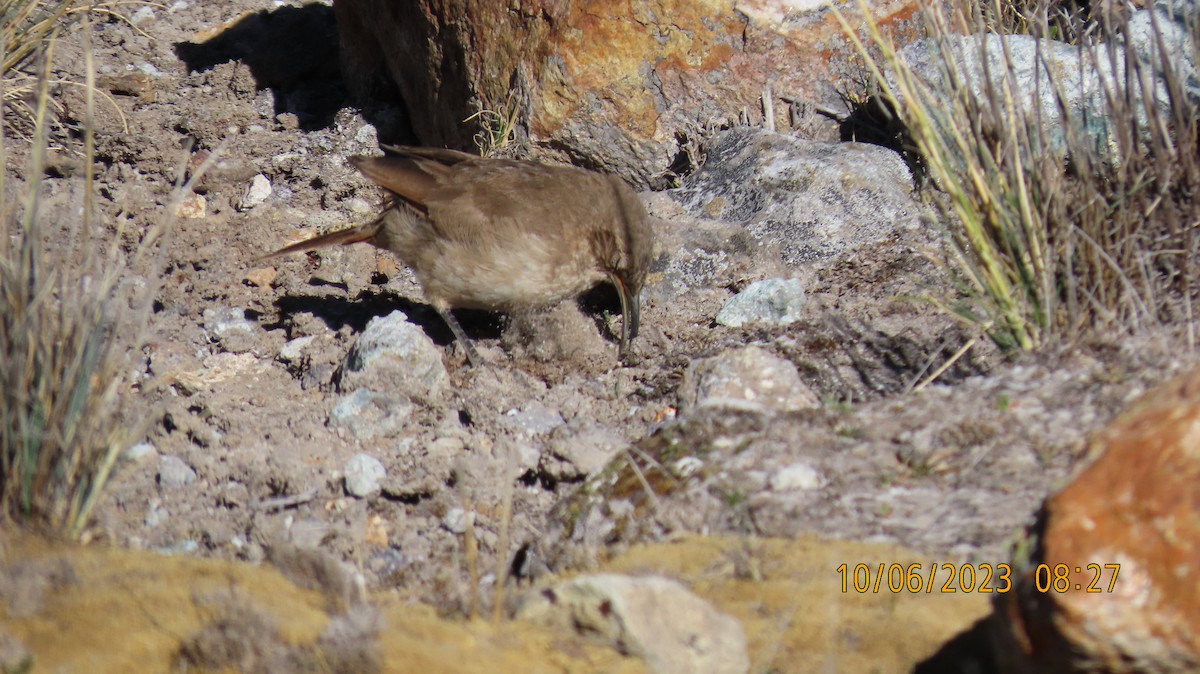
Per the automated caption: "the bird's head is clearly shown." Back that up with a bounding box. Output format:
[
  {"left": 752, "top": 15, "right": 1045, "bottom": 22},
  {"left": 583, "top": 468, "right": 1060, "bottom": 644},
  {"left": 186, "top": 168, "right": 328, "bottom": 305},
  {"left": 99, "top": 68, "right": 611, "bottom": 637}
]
[{"left": 601, "top": 176, "right": 655, "bottom": 363}]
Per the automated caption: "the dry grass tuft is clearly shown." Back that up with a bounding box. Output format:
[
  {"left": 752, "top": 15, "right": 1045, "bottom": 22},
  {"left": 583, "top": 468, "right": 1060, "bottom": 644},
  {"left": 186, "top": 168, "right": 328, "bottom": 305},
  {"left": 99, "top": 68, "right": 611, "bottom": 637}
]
[
  {"left": 836, "top": 0, "right": 1199, "bottom": 352},
  {"left": 0, "top": 10, "right": 197, "bottom": 538}
]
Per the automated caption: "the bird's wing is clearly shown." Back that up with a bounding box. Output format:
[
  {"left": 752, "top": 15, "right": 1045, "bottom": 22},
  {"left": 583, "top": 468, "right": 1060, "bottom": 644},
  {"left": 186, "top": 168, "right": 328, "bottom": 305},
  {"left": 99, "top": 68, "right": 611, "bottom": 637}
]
[
  {"left": 351, "top": 147, "right": 481, "bottom": 214},
  {"left": 379, "top": 145, "right": 478, "bottom": 165}
]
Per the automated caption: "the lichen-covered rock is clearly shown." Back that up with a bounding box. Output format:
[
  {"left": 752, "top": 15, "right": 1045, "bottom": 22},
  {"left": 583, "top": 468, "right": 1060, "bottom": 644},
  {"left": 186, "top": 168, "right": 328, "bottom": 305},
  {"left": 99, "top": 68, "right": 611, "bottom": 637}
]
[
  {"left": 672, "top": 128, "right": 923, "bottom": 264},
  {"left": 715, "top": 278, "right": 807, "bottom": 328}
]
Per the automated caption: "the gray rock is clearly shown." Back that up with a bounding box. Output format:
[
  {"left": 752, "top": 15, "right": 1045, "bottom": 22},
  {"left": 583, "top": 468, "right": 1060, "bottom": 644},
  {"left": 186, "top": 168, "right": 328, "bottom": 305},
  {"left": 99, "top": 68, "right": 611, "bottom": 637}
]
[
  {"left": 329, "top": 389, "right": 414, "bottom": 439},
  {"left": 517, "top": 573, "right": 749, "bottom": 674},
  {"left": 546, "top": 422, "right": 628, "bottom": 479},
  {"left": 202, "top": 306, "right": 257, "bottom": 354},
  {"left": 679, "top": 346, "right": 818, "bottom": 413},
  {"left": 278, "top": 335, "right": 316, "bottom": 363},
  {"left": 344, "top": 453, "right": 386, "bottom": 498},
  {"left": 337, "top": 311, "right": 448, "bottom": 401},
  {"left": 715, "top": 278, "right": 806, "bottom": 328},
  {"left": 671, "top": 128, "right": 922, "bottom": 265},
  {"left": 898, "top": 5, "right": 1199, "bottom": 160},
  {"left": 497, "top": 401, "right": 566, "bottom": 437},
  {"left": 639, "top": 194, "right": 772, "bottom": 304},
  {"left": 158, "top": 455, "right": 196, "bottom": 488}
]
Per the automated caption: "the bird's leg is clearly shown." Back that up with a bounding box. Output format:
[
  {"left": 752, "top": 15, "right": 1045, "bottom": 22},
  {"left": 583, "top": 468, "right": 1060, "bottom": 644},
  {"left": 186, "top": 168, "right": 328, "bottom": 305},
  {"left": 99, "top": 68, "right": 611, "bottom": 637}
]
[{"left": 435, "top": 305, "right": 483, "bottom": 367}]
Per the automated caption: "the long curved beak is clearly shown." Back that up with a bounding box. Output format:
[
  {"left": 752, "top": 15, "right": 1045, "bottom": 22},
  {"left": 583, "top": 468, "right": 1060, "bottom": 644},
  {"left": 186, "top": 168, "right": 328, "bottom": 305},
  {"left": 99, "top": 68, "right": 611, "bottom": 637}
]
[{"left": 608, "top": 272, "right": 641, "bottom": 361}]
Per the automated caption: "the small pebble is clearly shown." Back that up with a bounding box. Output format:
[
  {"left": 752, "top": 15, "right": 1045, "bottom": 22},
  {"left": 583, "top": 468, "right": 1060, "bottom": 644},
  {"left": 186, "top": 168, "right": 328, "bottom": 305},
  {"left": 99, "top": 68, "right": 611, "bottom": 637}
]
[
  {"left": 158, "top": 455, "right": 196, "bottom": 488},
  {"left": 278, "top": 335, "right": 316, "bottom": 362},
  {"left": 130, "top": 6, "right": 155, "bottom": 25},
  {"left": 442, "top": 508, "right": 472, "bottom": 534},
  {"left": 175, "top": 193, "right": 206, "bottom": 219},
  {"left": 344, "top": 453, "right": 386, "bottom": 498},
  {"left": 125, "top": 442, "right": 158, "bottom": 462},
  {"left": 769, "top": 462, "right": 823, "bottom": 491},
  {"left": 237, "top": 174, "right": 273, "bottom": 211}
]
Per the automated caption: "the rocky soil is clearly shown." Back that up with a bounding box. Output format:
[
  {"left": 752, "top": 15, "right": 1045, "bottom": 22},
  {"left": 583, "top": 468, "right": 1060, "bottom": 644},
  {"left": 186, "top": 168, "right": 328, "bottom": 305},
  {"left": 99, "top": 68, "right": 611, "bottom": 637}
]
[{"left": 2, "top": 1, "right": 1198, "bottom": 672}]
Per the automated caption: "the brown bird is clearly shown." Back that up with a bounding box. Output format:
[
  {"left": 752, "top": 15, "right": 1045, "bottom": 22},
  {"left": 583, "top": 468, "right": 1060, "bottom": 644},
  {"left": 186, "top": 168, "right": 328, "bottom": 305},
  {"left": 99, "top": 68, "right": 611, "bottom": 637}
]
[{"left": 263, "top": 146, "right": 654, "bottom": 366}]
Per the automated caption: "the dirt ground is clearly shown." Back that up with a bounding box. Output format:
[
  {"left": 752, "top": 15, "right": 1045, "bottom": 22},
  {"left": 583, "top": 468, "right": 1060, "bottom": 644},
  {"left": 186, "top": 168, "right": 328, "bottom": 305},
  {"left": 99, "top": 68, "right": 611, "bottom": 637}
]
[{"left": 4, "top": 0, "right": 1199, "bottom": 671}]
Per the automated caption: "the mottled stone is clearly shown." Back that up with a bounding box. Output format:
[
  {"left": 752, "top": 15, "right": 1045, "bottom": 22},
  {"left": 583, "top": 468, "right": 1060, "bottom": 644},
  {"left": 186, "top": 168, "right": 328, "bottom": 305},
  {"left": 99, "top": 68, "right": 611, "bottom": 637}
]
[
  {"left": 679, "top": 346, "right": 819, "bottom": 413},
  {"left": 899, "top": 3, "right": 1199, "bottom": 160},
  {"left": 336, "top": 311, "right": 448, "bottom": 401},
  {"left": 328, "top": 389, "right": 414, "bottom": 440},
  {"left": 716, "top": 278, "right": 807, "bottom": 327},
  {"left": 673, "top": 128, "right": 923, "bottom": 264}
]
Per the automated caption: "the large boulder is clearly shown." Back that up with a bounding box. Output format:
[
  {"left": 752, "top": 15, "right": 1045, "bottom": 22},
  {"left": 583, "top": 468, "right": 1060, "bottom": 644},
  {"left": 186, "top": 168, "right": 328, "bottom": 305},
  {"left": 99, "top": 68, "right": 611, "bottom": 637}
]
[
  {"left": 992, "top": 367, "right": 1200, "bottom": 673},
  {"left": 334, "top": 0, "right": 924, "bottom": 187}
]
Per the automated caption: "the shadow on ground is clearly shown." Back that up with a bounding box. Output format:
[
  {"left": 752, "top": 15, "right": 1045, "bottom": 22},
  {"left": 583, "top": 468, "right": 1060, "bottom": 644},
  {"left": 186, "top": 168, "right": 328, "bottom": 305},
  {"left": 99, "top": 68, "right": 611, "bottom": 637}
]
[{"left": 173, "top": 3, "right": 410, "bottom": 140}]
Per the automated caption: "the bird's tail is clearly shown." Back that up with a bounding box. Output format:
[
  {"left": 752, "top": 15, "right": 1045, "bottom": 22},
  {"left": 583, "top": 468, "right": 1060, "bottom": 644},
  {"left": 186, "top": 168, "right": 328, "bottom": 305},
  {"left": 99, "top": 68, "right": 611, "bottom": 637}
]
[{"left": 257, "top": 214, "right": 386, "bottom": 261}]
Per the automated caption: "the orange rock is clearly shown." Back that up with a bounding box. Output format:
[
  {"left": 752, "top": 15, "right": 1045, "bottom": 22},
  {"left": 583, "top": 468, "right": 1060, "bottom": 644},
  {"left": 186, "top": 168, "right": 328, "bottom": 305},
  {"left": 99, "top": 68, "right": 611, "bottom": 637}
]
[
  {"left": 334, "top": 0, "right": 923, "bottom": 188},
  {"left": 174, "top": 193, "right": 206, "bottom": 219},
  {"left": 993, "top": 368, "right": 1200, "bottom": 673},
  {"left": 374, "top": 255, "right": 401, "bottom": 280},
  {"left": 365, "top": 514, "right": 389, "bottom": 548},
  {"left": 243, "top": 266, "right": 277, "bottom": 289}
]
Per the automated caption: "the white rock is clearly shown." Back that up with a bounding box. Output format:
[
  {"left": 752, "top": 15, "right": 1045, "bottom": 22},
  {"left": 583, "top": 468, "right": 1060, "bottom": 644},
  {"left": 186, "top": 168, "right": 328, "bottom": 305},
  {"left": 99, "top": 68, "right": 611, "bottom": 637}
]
[
  {"left": 673, "top": 456, "right": 704, "bottom": 478},
  {"left": 339, "top": 311, "right": 448, "bottom": 401},
  {"left": 678, "top": 346, "right": 819, "bottom": 413},
  {"left": 125, "top": 442, "right": 158, "bottom": 462},
  {"left": 769, "top": 462, "right": 823, "bottom": 491},
  {"left": 442, "top": 507, "right": 472, "bottom": 534},
  {"left": 344, "top": 453, "right": 386, "bottom": 498},
  {"left": 238, "top": 174, "right": 273, "bottom": 211}
]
